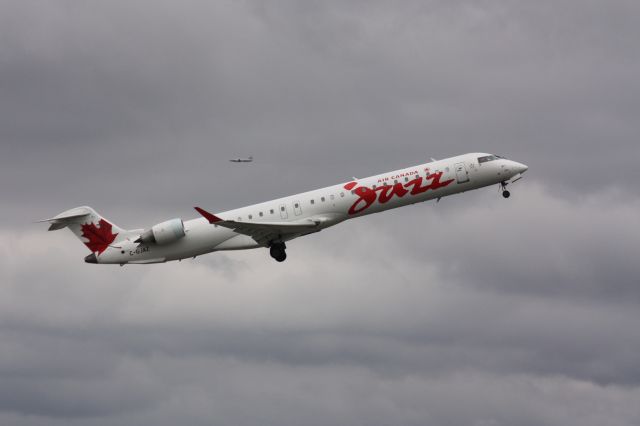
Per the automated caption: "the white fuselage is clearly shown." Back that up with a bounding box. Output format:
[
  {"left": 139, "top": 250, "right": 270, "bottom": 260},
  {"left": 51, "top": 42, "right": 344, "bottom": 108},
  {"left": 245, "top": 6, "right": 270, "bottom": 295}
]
[{"left": 97, "top": 153, "right": 527, "bottom": 264}]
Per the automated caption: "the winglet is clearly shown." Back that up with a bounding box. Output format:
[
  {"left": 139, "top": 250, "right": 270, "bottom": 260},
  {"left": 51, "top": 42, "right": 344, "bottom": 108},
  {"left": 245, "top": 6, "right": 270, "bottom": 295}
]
[{"left": 194, "top": 207, "right": 223, "bottom": 224}]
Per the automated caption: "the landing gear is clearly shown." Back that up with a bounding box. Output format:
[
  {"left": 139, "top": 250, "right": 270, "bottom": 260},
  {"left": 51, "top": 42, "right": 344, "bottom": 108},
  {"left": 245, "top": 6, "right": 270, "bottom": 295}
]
[
  {"left": 500, "top": 181, "right": 511, "bottom": 198},
  {"left": 269, "top": 242, "right": 287, "bottom": 262}
]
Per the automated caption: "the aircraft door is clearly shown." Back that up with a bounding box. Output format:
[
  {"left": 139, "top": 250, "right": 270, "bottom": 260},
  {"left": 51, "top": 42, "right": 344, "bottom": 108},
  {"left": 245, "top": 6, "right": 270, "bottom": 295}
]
[
  {"left": 279, "top": 204, "right": 288, "bottom": 219},
  {"left": 454, "top": 162, "right": 470, "bottom": 183},
  {"left": 293, "top": 201, "right": 302, "bottom": 216}
]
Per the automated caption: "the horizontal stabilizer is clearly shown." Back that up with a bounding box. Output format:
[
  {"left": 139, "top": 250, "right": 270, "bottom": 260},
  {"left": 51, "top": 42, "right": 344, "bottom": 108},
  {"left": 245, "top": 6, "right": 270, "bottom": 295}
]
[
  {"left": 37, "top": 207, "right": 93, "bottom": 231},
  {"left": 47, "top": 222, "right": 71, "bottom": 231}
]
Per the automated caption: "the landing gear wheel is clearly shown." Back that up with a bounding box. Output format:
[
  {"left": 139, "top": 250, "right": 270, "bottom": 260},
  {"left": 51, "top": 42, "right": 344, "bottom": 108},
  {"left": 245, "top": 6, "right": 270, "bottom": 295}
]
[
  {"left": 500, "top": 181, "right": 511, "bottom": 199},
  {"left": 270, "top": 243, "right": 287, "bottom": 262}
]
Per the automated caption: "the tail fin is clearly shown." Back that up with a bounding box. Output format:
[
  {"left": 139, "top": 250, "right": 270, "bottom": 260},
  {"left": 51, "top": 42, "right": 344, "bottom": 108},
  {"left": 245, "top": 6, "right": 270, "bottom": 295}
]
[{"left": 39, "top": 206, "right": 127, "bottom": 254}]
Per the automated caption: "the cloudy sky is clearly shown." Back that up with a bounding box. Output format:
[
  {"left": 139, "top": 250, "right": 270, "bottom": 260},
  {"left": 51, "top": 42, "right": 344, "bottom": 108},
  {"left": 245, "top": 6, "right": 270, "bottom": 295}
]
[{"left": 1, "top": 1, "right": 639, "bottom": 425}]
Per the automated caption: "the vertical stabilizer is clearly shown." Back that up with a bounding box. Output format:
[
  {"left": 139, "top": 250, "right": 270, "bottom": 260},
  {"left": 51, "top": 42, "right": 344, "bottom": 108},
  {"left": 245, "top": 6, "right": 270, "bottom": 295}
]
[{"left": 39, "top": 206, "right": 126, "bottom": 254}]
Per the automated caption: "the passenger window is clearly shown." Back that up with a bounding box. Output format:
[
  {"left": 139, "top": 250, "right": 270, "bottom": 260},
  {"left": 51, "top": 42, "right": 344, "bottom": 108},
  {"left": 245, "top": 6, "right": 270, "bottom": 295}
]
[
  {"left": 295, "top": 203, "right": 299, "bottom": 208},
  {"left": 270, "top": 209, "right": 274, "bottom": 214},
  {"left": 311, "top": 199, "right": 315, "bottom": 204},
  {"left": 259, "top": 212, "right": 263, "bottom": 217},
  {"left": 321, "top": 197, "right": 325, "bottom": 202},
  {"left": 330, "top": 194, "right": 335, "bottom": 200},
  {"left": 340, "top": 192, "right": 344, "bottom": 197},
  {"left": 280, "top": 206, "right": 285, "bottom": 211},
  {"left": 248, "top": 214, "right": 252, "bottom": 219}
]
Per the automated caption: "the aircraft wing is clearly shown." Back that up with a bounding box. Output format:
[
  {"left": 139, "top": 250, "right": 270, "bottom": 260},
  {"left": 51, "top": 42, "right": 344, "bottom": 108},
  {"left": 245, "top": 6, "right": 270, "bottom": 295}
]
[{"left": 194, "top": 207, "right": 320, "bottom": 246}]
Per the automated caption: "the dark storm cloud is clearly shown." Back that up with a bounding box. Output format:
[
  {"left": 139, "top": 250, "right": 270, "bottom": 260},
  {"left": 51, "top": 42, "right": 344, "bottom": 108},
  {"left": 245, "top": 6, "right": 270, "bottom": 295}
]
[{"left": 1, "top": 1, "right": 639, "bottom": 425}]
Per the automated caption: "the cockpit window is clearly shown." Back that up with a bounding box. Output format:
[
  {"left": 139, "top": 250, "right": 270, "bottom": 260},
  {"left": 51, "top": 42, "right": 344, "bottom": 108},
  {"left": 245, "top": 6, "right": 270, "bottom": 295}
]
[
  {"left": 478, "top": 154, "right": 505, "bottom": 164},
  {"left": 478, "top": 155, "right": 496, "bottom": 163}
]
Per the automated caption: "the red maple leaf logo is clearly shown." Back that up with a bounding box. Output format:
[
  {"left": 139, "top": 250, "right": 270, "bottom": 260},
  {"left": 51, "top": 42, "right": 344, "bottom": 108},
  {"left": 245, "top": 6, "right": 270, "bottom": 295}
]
[{"left": 81, "top": 219, "right": 118, "bottom": 254}]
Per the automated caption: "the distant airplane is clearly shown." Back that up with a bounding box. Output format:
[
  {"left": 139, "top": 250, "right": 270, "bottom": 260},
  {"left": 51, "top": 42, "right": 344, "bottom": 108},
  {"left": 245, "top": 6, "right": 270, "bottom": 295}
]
[
  {"left": 41, "top": 152, "right": 527, "bottom": 264},
  {"left": 229, "top": 156, "right": 253, "bottom": 163}
]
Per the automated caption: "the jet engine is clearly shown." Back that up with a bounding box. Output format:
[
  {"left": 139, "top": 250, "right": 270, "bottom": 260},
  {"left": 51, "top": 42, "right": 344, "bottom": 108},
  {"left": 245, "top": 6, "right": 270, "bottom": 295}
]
[{"left": 137, "top": 218, "right": 185, "bottom": 245}]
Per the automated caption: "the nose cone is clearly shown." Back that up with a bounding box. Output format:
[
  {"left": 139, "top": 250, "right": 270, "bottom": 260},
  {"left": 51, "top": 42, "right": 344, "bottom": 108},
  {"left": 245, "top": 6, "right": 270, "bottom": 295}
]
[
  {"left": 513, "top": 162, "right": 528, "bottom": 174},
  {"left": 84, "top": 253, "right": 98, "bottom": 264}
]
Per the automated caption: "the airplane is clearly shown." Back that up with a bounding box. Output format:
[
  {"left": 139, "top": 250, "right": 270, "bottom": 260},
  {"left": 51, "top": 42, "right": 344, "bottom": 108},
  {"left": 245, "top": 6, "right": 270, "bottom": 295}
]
[
  {"left": 229, "top": 156, "right": 253, "bottom": 163},
  {"left": 40, "top": 153, "right": 527, "bottom": 265}
]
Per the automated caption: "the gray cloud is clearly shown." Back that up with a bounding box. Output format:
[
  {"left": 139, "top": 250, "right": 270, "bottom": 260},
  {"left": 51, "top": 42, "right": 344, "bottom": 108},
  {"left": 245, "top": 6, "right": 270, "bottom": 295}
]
[
  {"left": 2, "top": 184, "right": 640, "bottom": 424},
  {"left": 1, "top": 1, "right": 639, "bottom": 425}
]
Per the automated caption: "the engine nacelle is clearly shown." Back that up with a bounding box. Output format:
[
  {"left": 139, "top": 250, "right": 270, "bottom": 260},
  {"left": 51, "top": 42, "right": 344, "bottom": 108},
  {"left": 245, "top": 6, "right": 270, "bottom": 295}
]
[{"left": 138, "top": 218, "right": 185, "bottom": 245}]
